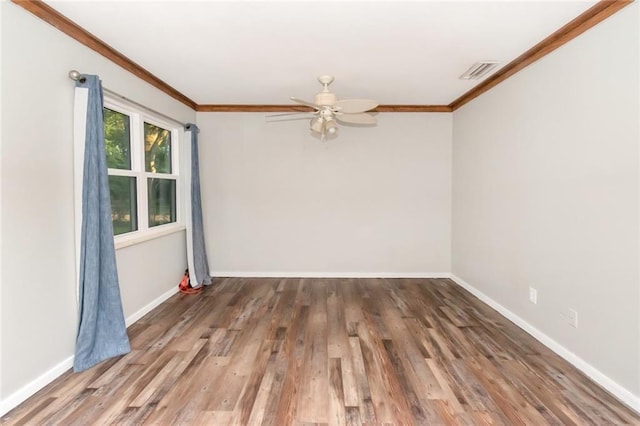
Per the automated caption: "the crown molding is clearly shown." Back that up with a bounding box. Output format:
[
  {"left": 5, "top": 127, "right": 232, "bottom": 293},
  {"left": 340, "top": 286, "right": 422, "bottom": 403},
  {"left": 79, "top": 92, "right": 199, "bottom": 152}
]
[
  {"left": 449, "top": 0, "right": 634, "bottom": 111},
  {"left": 196, "top": 104, "right": 452, "bottom": 113},
  {"left": 376, "top": 105, "right": 452, "bottom": 113},
  {"left": 197, "top": 105, "right": 313, "bottom": 112},
  {"left": 11, "top": 0, "right": 197, "bottom": 110}
]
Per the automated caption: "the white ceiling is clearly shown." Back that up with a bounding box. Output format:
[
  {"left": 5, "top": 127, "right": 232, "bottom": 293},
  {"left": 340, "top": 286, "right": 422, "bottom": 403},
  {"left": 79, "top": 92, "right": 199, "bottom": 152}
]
[{"left": 45, "top": 0, "right": 598, "bottom": 105}]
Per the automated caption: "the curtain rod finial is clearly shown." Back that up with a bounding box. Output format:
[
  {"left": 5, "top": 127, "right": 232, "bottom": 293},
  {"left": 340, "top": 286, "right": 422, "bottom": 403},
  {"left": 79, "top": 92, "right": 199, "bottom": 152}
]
[{"left": 69, "top": 70, "right": 81, "bottom": 81}]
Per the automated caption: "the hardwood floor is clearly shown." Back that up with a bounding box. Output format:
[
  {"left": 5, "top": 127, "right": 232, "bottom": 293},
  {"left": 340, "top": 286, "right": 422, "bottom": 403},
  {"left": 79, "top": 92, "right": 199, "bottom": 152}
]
[{"left": 3, "top": 278, "right": 638, "bottom": 425}]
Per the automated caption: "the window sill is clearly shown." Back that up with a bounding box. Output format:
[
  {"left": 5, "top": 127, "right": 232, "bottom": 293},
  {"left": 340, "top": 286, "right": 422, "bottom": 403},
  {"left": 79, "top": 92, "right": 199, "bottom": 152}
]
[{"left": 115, "top": 224, "right": 186, "bottom": 250}]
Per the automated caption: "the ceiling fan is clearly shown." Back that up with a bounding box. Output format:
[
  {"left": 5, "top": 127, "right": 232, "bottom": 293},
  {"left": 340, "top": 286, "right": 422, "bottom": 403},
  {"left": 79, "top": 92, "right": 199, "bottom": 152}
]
[{"left": 272, "top": 75, "right": 378, "bottom": 140}]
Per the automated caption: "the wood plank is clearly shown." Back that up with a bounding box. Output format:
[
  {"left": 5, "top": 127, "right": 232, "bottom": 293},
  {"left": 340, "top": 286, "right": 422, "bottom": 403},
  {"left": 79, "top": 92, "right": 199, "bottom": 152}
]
[
  {"left": 245, "top": 351, "right": 279, "bottom": 425},
  {"left": 465, "top": 356, "right": 549, "bottom": 425},
  {"left": 296, "top": 281, "right": 329, "bottom": 424},
  {"left": 328, "top": 358, "right": 347, "bottom": 426},
  {"left": 348, "top": 336, "right": 376, "bottom": 423},
  {"left": 355, "top": 321, "right": 413, "bottom": 424},
  {"left": 272, "top": 303, "right": 309, "bottom": 425}
]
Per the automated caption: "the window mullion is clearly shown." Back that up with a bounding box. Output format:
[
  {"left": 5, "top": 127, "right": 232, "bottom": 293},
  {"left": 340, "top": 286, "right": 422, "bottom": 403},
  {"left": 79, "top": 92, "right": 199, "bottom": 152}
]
[
  {"left": 132, "top": 113, "right": 149, "bottom": 232},
  {"left": 172, "top": 128, "right": 180, "bottom": 177},
  {"left": 144, "top": 172, "right": 178, "bottom": 180},
  {"left": 138, "top": 177, "right": 149, "bottom": 232},
  {"left": 172, "top": 128, "right": 181, "bottom": 226},
  {"left": 108, "top": 169, "right": 137, "bottom": 177}
]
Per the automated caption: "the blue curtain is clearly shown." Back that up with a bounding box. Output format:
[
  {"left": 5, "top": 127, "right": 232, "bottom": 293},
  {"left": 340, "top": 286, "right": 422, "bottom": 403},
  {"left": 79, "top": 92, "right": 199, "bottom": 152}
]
[
  {"left": 185, "top": 123, "right": 211, "bottom": 288},
  {"left": 74, "top": 75, "right": 130, "bottom": 372}
]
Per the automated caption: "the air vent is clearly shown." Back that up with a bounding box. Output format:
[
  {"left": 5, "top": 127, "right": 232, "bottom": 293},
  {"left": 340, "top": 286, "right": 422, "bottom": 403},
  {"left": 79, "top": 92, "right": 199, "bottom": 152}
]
[{"left": 459, "top": 61, "right": 499, "bottom": 80}]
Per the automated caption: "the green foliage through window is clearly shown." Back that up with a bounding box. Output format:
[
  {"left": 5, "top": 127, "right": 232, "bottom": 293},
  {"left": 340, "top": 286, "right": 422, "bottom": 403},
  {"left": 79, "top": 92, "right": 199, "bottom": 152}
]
[
  {"left": 144, "top": 122, "right": 171, "bottom": 174},
  {"left": 109, "top": 176, "right": 137, "bottom": 235},
  {"left": 148, "top": 178, "right": 176, "bottom": 227},
  {"left": 104, "top": 108, "right": 131, "bottom": 170}
]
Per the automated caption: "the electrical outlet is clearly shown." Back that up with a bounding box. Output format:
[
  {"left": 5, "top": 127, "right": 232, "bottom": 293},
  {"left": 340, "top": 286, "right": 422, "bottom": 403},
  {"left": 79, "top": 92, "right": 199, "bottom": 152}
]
[
  {"left": 568, "top": 308, "right": 578, "bottom": 328},
  {"left": 528, "top": 287, "right": 537, "bottom": 304}
]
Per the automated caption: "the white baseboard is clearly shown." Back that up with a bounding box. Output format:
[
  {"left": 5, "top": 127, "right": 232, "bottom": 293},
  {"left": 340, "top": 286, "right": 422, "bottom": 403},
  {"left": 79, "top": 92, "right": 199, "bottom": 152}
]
[
  {"left": 0, "top": 286, "right": 178, "bottom": 417},
  {"left": 210, "top": 271, "right": 451, "bottom": 279},
  {"left": 0, "top": 355, "right": 74, "bottom": 416},
  {"left": 449, "top": 274, "right": 640, "bottom": 414},
  {"left": 125, "top": 286, "right": 178, "bottom": 327}
]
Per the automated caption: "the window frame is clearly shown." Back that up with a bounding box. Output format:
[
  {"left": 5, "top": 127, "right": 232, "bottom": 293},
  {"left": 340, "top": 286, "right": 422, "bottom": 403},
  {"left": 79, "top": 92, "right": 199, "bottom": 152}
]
[{"left": 103, "top": 96, "right": 184, "bottom": 249}]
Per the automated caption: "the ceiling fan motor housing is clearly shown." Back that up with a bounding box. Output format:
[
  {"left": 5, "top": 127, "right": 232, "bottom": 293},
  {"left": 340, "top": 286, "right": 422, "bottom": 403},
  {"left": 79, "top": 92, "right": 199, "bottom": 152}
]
[{"left": 315, "top": 92, "right": 337, "bottom": 106}]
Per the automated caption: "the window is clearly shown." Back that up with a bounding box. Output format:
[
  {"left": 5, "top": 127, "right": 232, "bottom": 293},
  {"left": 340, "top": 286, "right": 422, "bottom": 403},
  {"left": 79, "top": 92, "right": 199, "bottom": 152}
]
[{"left": 104, "top": 98, "right": 182, "bottom": 246}]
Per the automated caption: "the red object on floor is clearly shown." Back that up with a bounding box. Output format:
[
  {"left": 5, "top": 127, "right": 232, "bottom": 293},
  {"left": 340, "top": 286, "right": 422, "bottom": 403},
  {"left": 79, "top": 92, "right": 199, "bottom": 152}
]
[{"left": 178, "top": 269, "right": 202, "bottom": 295}]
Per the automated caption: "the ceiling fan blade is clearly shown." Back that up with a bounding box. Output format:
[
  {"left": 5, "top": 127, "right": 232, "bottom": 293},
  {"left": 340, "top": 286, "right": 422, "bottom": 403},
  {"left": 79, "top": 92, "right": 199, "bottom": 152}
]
[
  {"left": 335, "top": 113, "right": 377, "bottom": 125},
  {"left": 267, "top": 112, "right": 314, "bottom": 117},
  {"left": 267, "top": 116, "right": 315, "bottom": 122},
  {"left": 334, "top": 99, "right": 378, "bottom": 113},
  {"left": 290, "top": 97, "right": 320, "bottom": 110}
]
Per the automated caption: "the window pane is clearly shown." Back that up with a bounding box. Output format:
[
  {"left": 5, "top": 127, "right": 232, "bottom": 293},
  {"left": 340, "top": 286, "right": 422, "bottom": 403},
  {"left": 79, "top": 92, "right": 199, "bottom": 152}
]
[
  {"left": 104, "top": 108, "right": 131, "bottom": 170},
  {"left": 144, "top": 122, "right": 172, "bottom": 174},
  {"left": 148, "top": 178, "right": 176, "bottom": 227},
  {"left": 109, "top": 176, "right": 138, "bottom": 235}
]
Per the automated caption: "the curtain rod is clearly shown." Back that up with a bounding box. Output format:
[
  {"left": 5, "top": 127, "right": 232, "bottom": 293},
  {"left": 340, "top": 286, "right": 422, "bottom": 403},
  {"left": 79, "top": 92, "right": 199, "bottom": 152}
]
[{"left": 68, "top": 70, "right": 188, "bottom": 128}]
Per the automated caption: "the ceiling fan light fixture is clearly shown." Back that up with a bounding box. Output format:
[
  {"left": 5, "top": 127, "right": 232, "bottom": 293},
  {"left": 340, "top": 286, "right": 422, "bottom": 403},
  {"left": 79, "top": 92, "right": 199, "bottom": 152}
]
[
  {"left": 310, "top": 117, "right": 323, "bottom": 133},
  {"left": 325, "top": 119, "right": 338, "bottom": 134},
  {"left": 459, "top": 61, "right": 499, "bottom": 80}
]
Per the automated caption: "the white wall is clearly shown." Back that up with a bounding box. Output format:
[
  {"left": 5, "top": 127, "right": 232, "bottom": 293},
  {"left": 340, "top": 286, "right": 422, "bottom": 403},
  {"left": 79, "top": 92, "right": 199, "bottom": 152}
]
[
  {"left": 197, "top": 112, "right": 452, "bottom": 276},
  {"left": 116, "top": 232, "right": 186, "bottom": 324},
  {"left": 0, "top": 2, "right": 194, "bottom": 411},
  {"left": 452, "top": 2, "right": 639, "bottom": 404}
]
